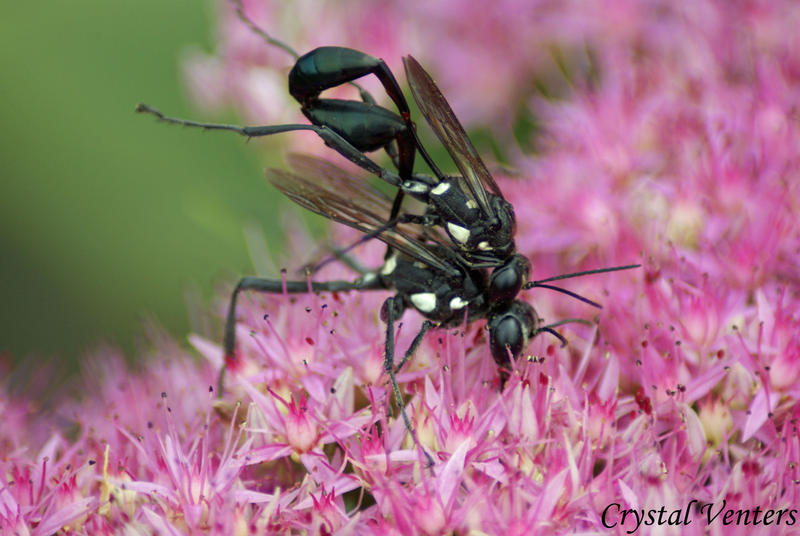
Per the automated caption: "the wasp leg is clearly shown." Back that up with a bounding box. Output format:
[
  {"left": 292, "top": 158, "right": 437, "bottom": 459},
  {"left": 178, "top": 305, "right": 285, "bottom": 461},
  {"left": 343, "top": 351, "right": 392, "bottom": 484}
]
[
  {"left": 135, "top": 104, "right": 398, "bottom": 183},
  {"left": 394, "top": 321, "right": 435, "bottom": 374},
  {"left": 310, "top": 213, "right": 435, "bottom": 274},
  {"left": 301, "top": 245, "right": 373, "bottom": 276},
  {"left": 538, "top": 327, "right": 568, "bottom": 348},
  {"left": 222, "top": 11, "right": 411, "bottom": 180},
  {"left": 232, "top": 0, "right": 299, "bottom": 60},
  {"left": 232, "top": 0, "right": 389, "bottom": 116},
  {"left": 535, "top": 318, "right": 593, "bottom": 347},
  {"left": 218, "top": 274, "right": 385, "bottom": 395},
  {"left": 383, "top": 296, "right": 435, "bottom": 467}
]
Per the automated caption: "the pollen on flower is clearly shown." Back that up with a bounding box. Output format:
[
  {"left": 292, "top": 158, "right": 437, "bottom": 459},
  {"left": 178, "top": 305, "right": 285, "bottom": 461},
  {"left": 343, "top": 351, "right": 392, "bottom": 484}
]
[
  {"left": 9, "top": 0, "right": 800, "bottom": 531},
  {"left": 698, "top": 399, "right": 733, "bottom": 449},
  {"left": 410, "top": 490, "right": 447, "bottom": 536},
  {"left": 444, "top": 408, "right": 476, "bottom": 453},
  {"left": 665, "top": 200, "right": 705, "bottom": 249},
  {"left": 281, "top": 393, "right": 319, "bottom": 453},
  {"left": 356, "top": 344, "right": 386, "bottom": 385}
]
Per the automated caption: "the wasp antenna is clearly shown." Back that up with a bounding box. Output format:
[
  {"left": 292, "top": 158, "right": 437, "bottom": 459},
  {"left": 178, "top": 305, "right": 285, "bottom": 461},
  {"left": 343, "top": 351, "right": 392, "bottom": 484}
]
[
  {"left": 528, "top": 264, "right": 641, "bottom": 286},
  {"left": 526, "top": 282, "right": 603, "bottom": 308}
]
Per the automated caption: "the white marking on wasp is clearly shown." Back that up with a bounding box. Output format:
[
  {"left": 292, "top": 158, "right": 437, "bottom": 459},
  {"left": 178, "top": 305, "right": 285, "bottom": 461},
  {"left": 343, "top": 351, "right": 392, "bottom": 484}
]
[
  {"left": 410, "top": 292, "right": 437, "bottom": 313},
  {"left": 380, "top": 253, "right": 398, "bottom": 276},
  {"left": 359, "top": 273, "right": 377, "bottom": 285},
  {"left": 449, "top": 296, "right": 468, "bottom": 310},
  {"left": 404, "top": 181, "right": 430, "bottom": 194},
  {"left": 431, "top": 182, "right": 451, "bottom": 196},
  {"left": 466, "top": 200, "right": 478, "bottom": 209},
  {"left": 478, "top": 241, "right": 492, "bottom": 251},
  {"left": 447, "top": 222, "right": 471, "bottom": 244}
]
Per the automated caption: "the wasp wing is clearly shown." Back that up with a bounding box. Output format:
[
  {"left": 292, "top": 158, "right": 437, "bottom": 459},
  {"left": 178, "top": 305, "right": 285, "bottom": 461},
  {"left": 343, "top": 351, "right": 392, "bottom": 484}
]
[
  {"left": 268, "top": 154, "right": 457, "bottom": 276},
  {"left": 403, "top": 55, "right": 504, "bottom": 216},
  {"left": 286, "top": 153, "right": 395, "bottom": 218}
]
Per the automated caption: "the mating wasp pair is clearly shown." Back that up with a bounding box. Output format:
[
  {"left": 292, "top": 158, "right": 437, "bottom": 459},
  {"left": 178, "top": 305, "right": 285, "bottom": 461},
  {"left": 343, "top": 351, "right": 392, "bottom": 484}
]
[{"left": 138, "top": 10, "right": 638, "bottom": 454}]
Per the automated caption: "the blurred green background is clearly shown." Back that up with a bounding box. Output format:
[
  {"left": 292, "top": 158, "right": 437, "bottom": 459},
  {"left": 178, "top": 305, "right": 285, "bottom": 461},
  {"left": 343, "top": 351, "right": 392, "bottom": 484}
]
[{"left": 0, "top": 0, "right": 287, "bottom": 372}]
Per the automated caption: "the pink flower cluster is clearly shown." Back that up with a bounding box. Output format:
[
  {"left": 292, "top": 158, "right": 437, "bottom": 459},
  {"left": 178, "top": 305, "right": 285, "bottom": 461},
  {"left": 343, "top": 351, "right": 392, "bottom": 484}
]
[{"left": 5, "top": 0, "right": 800, "bottom": 533}]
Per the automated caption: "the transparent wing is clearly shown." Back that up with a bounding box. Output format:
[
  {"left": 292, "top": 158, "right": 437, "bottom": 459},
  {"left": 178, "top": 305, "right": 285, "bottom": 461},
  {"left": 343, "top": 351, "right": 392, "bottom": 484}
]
[
  {"left": 268, "top": 154, "right": 457, "bottom": 276},
  {"left": 286, "top": 153, "right": 395, "bottom": 217},
  {"left": 403, "top": 55, "right": 504, "bottom": 216}
]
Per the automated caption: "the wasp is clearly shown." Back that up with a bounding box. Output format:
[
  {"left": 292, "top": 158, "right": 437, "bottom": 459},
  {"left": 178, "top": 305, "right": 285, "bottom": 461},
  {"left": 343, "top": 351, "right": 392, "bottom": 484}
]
[{"left": 137, "top": 12, "right": 639, "bottom": 461}]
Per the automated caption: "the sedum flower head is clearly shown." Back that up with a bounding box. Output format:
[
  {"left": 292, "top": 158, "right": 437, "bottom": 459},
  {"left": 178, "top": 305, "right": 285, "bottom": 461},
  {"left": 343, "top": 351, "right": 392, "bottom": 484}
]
[{"left": 6, "top": 0, "right": 800, "bottom": 532}]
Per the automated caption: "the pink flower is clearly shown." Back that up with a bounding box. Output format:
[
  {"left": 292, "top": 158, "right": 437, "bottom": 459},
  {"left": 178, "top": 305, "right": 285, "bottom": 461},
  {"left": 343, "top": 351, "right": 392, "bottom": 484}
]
[{"left": 8, "top": 0, "right": 800, "bottom": 531}]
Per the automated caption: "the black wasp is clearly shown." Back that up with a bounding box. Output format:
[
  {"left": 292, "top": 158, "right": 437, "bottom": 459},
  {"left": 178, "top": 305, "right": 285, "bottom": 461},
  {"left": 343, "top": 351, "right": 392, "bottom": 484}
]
[
  {"left": 137, "top": 11, "right": 515, "bottom": 270},
  {"left": 137, "top": 11, "right": 639, "bottom": 454},
  {"left": 138, "top": 2, "right": 522, "bottom": 279}
]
